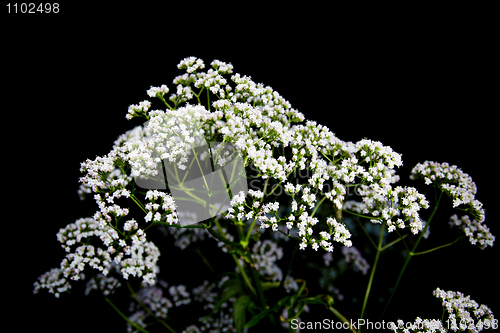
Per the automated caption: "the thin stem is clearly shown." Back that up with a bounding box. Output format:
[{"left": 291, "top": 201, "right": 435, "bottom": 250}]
[
  {"left": 320, "top": 151, "right": 333, "bottom": 163},
  {"left": 157, "top": 94, "right": 174, "bottom": 110},
  {"left": 105, "top": 297, "right": 151, "bottom": 333},
  {"left": 356, "top": 217, "right": 378, "bottom": 250},
  {"left": 207, "top": 88, "right": 211, "bottom": 110},
  {"left": 233, "top": 253, "right": 257, "bottom": 296},
  {"left": 278, "top": 241, "right": 299, "bottom": 293},
  {"left": 329, "top": 306, "right": 357, "bottom": 333},
  {"left": 343, "top": 209, "right": 381, "bottom": 221},
  {"left": 93, "top": 273, "right": 150, "bottom": 333},
  {"left": 206, "top": 225, "right": 242, "bottom": 250},
  {"left": 193, "top": 247, "right": 216, "bottom": 275},
  {"left": 260, "top": 177, "right": 269, "bottom": 203},
  {"left": 411, "top": 236, "right": 464, "bottom": 256},
  {"left": 212, "top": 219, "right": 258, "bottom": 299},
  {"left": 192, "top": 144, "right": 211, "bottom": 195},
  {"left": 193, "top": 87, "right": 203, "bottom": 105},
  {"left": 277, "top": 228, "right": 301, "bottom": 241},
  {"left": 244, "top": 217, "right": 258, "bottom": 245},
  {"left": 394, "top": 229, "right": 410, "bottom": 252},
  {"left": 311, "top": 196, "right": 327, "bottom": 218},
  {"left": 357, "top": 219, "right": 377, "bottom": 250},
  {"left": 359, "top": 224, "right": 385, "bottom": 329},
  {"left": 381, "top": 189, "right": 443, "bottom": 319},
  {"left": 380, "top": 234, "right": 408, "bottom": 251},
  {"left": 131, "top": 194, "right": 148, "bottom": 214},
  {"left": 126, "top": 281, "right": 177, "bottom": 333},
  {"left": 249, "top": 262, "right": 267, "bottom": 308}
]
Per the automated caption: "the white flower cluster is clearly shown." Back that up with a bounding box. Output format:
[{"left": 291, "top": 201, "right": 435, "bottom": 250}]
[
  {"left": 353, "top": 184, "right": 430, "bottom": 235},
  {"left": 127, "top": 311, "right": 147, "bottom": 333},
  {"left": 191, "top": 280, "right": 218, "bottom": 310},
  {"left": 40, "top": 56, "right": 493, "bottom": 333},
  {"left": 449, "top": 214, "right": 495, "bottom": 249},
  {"left": 433, "top": 288, "right": 495, "bottom": 332},
  {"left": 208, "top": 226, "right": 236, "bottom": 253},
  {"left": 388, "top": 318, "right": 447, "bottom": 333},
  {"left": 183, "top": 277, "right": 239, "bottom": 333},
  {"left": 298, "top": 217, "right": 352, "bottom": 252},
  {"left": 169, "top": 284, "right": 191, "bottom": 307},
  {"left": 127, "top": 280, "right": 173, "bottom": 333},
  {"left": 245, "top": 239, "right": 284, "bottom": 281},
  {"left": 85, "top": 271, "right": 121, "bottom": 296},
  {"left": 341, "top": 246, "right": 370, "bottom": 275},
  {"left": 169, "top": 84, "right": 194, "bottom": 105},
  {"left": 125, "top": 57, "right": 427, "bottom": 253},
  {"left": 33, "top": 216, "right": 161, "bottom": 298},
  {"left": 79, "top": 148, "right": 131, "bottom": 195},
  {"left": 177, "top": 56, "right": 205, "bottom": 73},
  {"left": 143, "top": 190, "right": 178, "bottom": 224},
  {"left": 390, "top": 288, "right": 496, "bottom": 333},
  {"left": 126, "top": 100, "right": 152, "bottom": 120},
  {"left": 32, "top": 267, "right": 74, "bottom": 298},
  {"left": 146, "top": 84, "right": 169, "bottom": 98},
  {"left": 126, "top": 104, "right": 211, "bottom": 176},
  {"left": 411, "top": 161, "right": 485, "bottom": 223},
  {"left": 228, "top": 187, "right": 352, "bottom": 252},
  {"left": 309, "top": 138, "right": 428, "bottom": 236}
]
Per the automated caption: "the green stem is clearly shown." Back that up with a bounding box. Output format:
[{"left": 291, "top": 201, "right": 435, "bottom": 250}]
[
  {"left": 411, "top": 236, "right": 464, "bottom": 256},
  {"left": 193, "top": 247, "right": 216, "bottom": 275},
  {"left": 343, "top": 209, "right": 381, "bottom": 221},
  {"left": 359, "top": 224, "right": 385, "bottom": 330},
  {"left": 244, "top": 217, "right": 258, "bottom": 245},
  {"left": 211, "top": 219, "right": 258, "bottom": 299},
  {"left": 394, "top": 229, "right": 410, "bottom": 252},
  {"left": 380, "top": 234, "right": 408, "bottom": 251},
  {"left": 126, "top": 281, "right": 177, "bottom": 333},
  {"left": 329, "top": 306, "right": 357, "bottom": 333},
  {"left": 233, "top": 253, "right": 257, "bottom": 297},
  {"left": 157, "top": 94, "right": 174, "bottom": 110},
  {"left": 105, "top": 297, "right": 151, "bottom": 333},
  {"left": 311, "top": 196, "right": 327, "bottom": 218},
  {"left": 131, "top": 194, "right": 148, "bottom": 214},
  {"left": 206, "top": 225, "right": 243, "bottom": 250},
  {"left": 91, "top": 272, "right": 150, "bottom": 333},
  {"left": 278, "top": 241, "right": 299, "bottom": 293},
  {"left": 277, "top": 228, "right": 301, "bottom": 241},
  {"left": 356, "top": 217, "right": 378, "bottom": 250},
  {"left": 381, "top": 189, "right": 443, "bottom": 319},
  {"left": 249, "top": 262, "right": 267, "bottom": 308},
  {"left": 260, "top": 177, "right": 269, "bottom": 203},
  {"left": 207, "top": 87, "right": 211, "bottom": 110}
]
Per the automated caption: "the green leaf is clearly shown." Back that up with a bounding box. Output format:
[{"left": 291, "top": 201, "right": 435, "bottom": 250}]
[
  {"left": 301, "top": 295, "right": 328, "bottom": 306},
  {"left": 324, "top": 294, "right": 334, "bottom": 307},
  {"left": 245, "top": 309, "right": 271, "bottom": 329},
  {"left": 234, "top": 295, "right": 254, "bottom": 333},
  {"left": 211, "top": 278, "right": 243, "bottom": 315},
  {"left": 261, "top": 281, "right": 280, "bottom": 290},
  {"left": 273, "top": 295, "right": 293, "bottom": 310},
  {"left": 289, "top": 280, "right": 307, "bottom": 308}
]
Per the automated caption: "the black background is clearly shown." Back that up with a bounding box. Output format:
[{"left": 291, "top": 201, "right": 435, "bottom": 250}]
[{"left": 3, "top": 6, "right": 498, "bottom": 332}]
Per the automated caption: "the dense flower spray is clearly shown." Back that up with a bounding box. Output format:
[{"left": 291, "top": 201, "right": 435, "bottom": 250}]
[{"left": 34, "top": 57, "right": 494, "bottom": 333}]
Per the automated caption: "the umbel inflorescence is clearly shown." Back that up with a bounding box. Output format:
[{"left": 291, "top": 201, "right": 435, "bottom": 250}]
[{"left": 34, "top": 57, "right": 495, "bottom": 332}]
